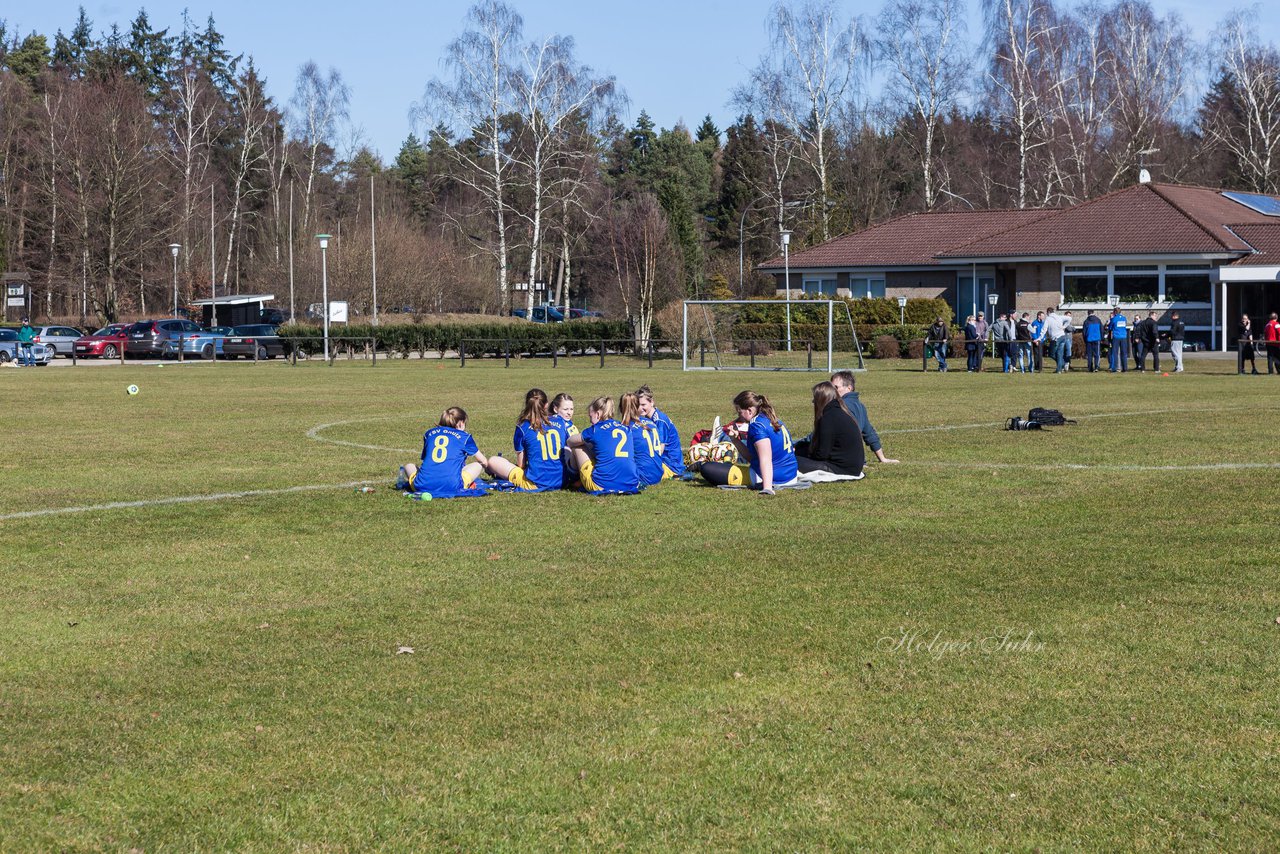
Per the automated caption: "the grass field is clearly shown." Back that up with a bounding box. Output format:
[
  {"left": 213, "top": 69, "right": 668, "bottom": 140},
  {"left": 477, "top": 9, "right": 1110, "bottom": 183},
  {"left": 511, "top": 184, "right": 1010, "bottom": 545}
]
[{"left": 2, "top": 356, "right": 1278, "bottom": 850}]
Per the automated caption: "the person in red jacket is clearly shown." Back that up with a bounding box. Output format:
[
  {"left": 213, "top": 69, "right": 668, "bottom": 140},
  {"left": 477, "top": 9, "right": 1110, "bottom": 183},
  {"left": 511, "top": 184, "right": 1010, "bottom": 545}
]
[{"left": 1265, "top": 312, "right": 1280, "bottom": 375}]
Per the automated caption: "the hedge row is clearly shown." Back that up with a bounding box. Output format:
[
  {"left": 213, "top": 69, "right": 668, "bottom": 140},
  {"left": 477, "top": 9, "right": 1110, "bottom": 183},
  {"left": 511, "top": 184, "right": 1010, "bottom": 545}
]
[
  {"left": 734, "top": 296, "right": 954, "bottom": 326},
  {"left": 727, "top": 323, "right": 930, "bottom": 355},
  {"left": 278, "top": 319, "right": 643, "bottom": 357}
]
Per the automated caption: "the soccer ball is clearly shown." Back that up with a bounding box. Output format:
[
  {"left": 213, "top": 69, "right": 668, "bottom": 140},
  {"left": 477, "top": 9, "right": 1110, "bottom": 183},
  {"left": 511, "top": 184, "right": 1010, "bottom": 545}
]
[
  {"left": 709, "top": 442, "right": 739, "bottom": 463},
  {"left": 126, "top": 384, "right": 139, "bottom": 396}
]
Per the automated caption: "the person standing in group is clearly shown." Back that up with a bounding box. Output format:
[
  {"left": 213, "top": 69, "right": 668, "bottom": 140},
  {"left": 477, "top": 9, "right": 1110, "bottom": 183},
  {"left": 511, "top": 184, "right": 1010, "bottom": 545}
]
[
  {"left": 1083, "top": 310, "right": 1103, "bottom": 372},
  {"left": 1136, "top": 311, "right": 1160, "bottom": 372},
  {"left": 566, "top": 396, "right": 641, "bottom": 494},
  {"left": 1015, "top": 312, "right": 1033, "bottom": 372},
  {"left": 1266, "top": 312, "right": 1280, "bottom": 374},
  {"left": 1168, "top": 311, "right": 1186, "bottom": 373},
  {"left": 1131, "top": 314, "right": 1145, "bottom": 371},
  {"left": 973, "top": 311, "right": 989, "bottom": 371},
  {"left": 1107, "top": 308, "right": 1129, "bottom": 372},
  {"left": 1043, "top": 307, "right": 1067, "bottom": 373},
  {"left": 964, "top": 314, "right": 980, "bottom": 372},
  {"left": 1061, "top": 310, "right": 1075, "bottom": 370},
  {"left": 992, "top": 310, "right": 1015, "bottom": 372},
  {"left": 1238, "top": 315, "right": 1260, "bottom": 374},
  {"left": 1030, "top": 311, "right": 1046, "bottom": 372},
  {"left": 830, "top": 370, "right": 899, "bottom": 464},
  {"left": 927, "top": 317, "right": 950, "bottom": 372},
  {"left": 698, "top": 391, "right": 799, "bottom": 495}
]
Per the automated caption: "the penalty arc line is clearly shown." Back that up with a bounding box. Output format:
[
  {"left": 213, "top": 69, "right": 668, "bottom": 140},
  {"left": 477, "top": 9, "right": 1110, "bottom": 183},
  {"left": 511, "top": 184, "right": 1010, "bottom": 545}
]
[{"left": 0, "top": 480, "right": 381, "bottom": 523}]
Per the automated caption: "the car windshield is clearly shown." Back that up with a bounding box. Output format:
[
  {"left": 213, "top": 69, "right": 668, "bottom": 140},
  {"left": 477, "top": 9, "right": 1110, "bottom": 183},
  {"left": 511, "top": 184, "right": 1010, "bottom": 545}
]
[
  {"left": 232, "top": 325, "right": 273, "bottom": 335},
  {"left": 0, "top": 329, "right": 16, "bottom": 341}
]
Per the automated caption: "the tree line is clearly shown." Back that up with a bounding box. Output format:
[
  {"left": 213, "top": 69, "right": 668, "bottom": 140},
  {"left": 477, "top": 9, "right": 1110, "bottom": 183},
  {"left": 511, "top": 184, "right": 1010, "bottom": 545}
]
[{"left": 0, "top": 0, "right": 1277, "bottom": 332}]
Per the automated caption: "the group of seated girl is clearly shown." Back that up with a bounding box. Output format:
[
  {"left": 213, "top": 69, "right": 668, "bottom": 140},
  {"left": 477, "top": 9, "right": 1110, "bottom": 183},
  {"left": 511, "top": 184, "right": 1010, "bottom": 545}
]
[
  {"left": 696, "top": 382, "right": 866, "bottom": 495},
  {"left": 400, "top": 386, "right": 686, "bottom": 498}
]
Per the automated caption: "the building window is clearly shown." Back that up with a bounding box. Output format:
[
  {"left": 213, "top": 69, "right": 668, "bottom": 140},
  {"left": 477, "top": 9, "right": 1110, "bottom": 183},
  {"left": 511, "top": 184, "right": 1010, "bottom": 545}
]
[
  {"left": 1113, "top": 274, "right": 1158, "bottom": 302},
  {"left": 1165, "top": 273, "right": 1212, "bottom": 303},
  {"left": 803, "top": 278, "right": 838, "bottom": 296},
  {"left": 1064, "top": 274, "right": 1107, "bottom": 302},
  {"left": 848, "top": 277, "right": 885, "bottom": 298}
]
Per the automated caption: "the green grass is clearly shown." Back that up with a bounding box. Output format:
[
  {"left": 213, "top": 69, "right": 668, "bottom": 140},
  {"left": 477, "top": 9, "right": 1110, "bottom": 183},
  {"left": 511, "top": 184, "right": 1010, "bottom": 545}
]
[{"left": 2, "top": 357, "right": 1278, "bottom": 850}]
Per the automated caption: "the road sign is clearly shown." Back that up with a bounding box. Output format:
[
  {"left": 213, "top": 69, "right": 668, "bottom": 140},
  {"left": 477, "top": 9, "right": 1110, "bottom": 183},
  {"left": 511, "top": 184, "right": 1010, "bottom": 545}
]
[{"left": 6, "top": 297, "right": 25, "bottom": 307}]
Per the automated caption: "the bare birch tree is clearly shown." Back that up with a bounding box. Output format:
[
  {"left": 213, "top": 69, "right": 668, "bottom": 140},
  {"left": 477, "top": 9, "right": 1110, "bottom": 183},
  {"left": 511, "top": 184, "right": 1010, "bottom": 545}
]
[
  {"left": 511, "top": 34, "right": 616, "bottom": 315},
  {"left": 164, "top": 62, "right": 217, "bottom": 289},
  {"left": 290, "top": 61, "right": 349, "bottom": 235},
  {"left": 418, "top": 0, "right": 522, "bottom": 311},
  {"left": 877, "top": 0, "right": 968, "bottom": 210},
  {"left": 753, "top": 0, "right": 868, "bottom": 240},
  {"left": 1202, "top": 11, "right": 1280, "bottom": 194},
  {"left": 222, "top": 60, "right": 273, "bottom": 292},
  {"left": 607, "top": 193, "right": 680, "bottom": 348}
]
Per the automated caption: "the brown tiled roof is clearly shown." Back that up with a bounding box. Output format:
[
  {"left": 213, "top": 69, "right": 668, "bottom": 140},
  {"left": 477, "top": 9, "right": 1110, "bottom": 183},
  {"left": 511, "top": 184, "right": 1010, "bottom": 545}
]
[
  {"left": 757, "top": 208, "right": 1051, "bottom": 269},
  {"left": 1223, "top": 224, "right": 1280, "bottom": 265},
  {"left": 939, "top": 183, "right": 1272, "bottom": 258}
]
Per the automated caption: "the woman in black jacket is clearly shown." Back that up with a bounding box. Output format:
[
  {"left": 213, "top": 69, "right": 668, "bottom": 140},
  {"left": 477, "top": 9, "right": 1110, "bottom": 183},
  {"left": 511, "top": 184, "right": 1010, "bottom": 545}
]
[
  {"left": 794, "top": 381, "right": 865, "bottom": 480},
  {"left": 1239, "top": 314, "right": 1260, "bottom": 374}
]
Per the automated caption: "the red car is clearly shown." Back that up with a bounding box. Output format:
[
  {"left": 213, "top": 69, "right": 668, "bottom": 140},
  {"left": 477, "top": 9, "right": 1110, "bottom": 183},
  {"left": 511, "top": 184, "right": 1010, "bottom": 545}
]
[{"left": 74, "top": 323, "right": 129, "bottom": 359}]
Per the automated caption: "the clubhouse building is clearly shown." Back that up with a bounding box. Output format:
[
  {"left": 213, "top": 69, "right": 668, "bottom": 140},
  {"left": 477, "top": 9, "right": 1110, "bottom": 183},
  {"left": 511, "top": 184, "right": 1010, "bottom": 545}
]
[{"left": 759, "top": 181, "right": 1280, "bottom": 349}]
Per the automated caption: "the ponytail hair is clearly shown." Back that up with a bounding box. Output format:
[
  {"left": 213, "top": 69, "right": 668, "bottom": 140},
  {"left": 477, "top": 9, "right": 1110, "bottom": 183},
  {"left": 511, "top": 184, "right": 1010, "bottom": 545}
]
[
  {"left": 589, "top": 395, "right": 615, "bottom": 420},
  {"left": 618, "top": 392, "right": 641, "bottom": 426},
  {"left": 518, "top": 388, "right": 549, "bottom": 433},
  {"left": 439, "top": 406, "right": 467, "bottom": 428},
  {"left": 733, "top": 390, "right": 780, "bottom": 431}
]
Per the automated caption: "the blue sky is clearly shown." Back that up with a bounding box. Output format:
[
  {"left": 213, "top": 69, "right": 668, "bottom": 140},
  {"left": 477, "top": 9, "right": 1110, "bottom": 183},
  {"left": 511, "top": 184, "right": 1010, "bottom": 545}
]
[{"left": 8, "top": 0, "right": 1274, "bottom": 161}]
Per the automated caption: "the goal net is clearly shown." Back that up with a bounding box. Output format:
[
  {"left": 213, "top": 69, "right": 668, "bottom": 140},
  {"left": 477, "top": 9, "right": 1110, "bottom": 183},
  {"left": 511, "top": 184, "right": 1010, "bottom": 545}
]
[{"left": 682, "top": 299, "right": 866, "bottom": 372}]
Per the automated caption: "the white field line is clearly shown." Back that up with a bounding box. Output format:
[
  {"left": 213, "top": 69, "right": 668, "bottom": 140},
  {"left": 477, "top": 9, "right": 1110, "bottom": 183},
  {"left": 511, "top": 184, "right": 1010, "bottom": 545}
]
[
  {"left": 0, "top": 480, "right": 379, "bottom": 522},
  {"left": 879, "top": 405, "right": 1231, "bottom": 435},
  {"left": 306, "top": 416, "right": 416, "bottom": 454},
  {"left": 899, "top": 461, "right": 1280, "bottom": 472}
]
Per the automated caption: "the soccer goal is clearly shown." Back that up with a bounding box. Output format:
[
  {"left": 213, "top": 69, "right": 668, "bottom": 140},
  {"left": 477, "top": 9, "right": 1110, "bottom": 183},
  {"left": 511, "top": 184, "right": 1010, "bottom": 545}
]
[{"left": 682, "top": 299, "right": 866, "bottom": 372}]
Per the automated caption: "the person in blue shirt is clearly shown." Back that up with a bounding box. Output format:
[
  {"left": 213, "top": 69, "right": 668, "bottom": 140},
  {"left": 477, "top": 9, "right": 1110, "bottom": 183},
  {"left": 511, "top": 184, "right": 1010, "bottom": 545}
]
[
  {"left": 1082, "top": 310, "right": 1104, "bottom": 372},
  {"left": 1030, "top": 311, "right": 1046, "bottom": 372},
  {"left": 485, "top": 388, "right": 567, "bottom": 491},
  {"left": 399, "top": 407, "right": 489, "bottom": 498},
  {"left": 566, "top": 396, "right": 640, "bottom": 493},
  {"left": 1107, "top": 307, "right": 1129, "bottom": 372},
  {"left": 636, "top": 385, "right": 684, "bottom": 477},
  {"left": 698, "top": 390, "right": 799, "bottom": 495},
  {"left": 619, "top": 391, "right": 666, "bottom": 486}
]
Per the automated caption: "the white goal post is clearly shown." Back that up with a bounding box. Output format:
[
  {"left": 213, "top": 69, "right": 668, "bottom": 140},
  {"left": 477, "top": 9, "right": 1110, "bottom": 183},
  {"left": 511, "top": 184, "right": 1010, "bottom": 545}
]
[{"left": 681, "top": 299, "right": 866, "bottom": 372}]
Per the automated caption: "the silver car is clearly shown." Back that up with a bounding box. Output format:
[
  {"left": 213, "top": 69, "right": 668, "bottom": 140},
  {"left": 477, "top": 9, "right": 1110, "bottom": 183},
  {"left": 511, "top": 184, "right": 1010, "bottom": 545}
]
[
  {"left": 33, "top": 325, "right": 85, "bottom": 357},
  {"left": 176, "top": 326, "right": 234, "bottom": 359},
  {"left": 0, "top": 329, "right": 54, "bottom": 365}
]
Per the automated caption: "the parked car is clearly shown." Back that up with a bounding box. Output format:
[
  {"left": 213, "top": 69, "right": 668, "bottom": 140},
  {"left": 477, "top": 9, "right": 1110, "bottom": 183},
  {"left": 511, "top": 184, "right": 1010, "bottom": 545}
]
[
  {"left": 32, "top": 325, "right": 86, "bottom": 357},
  {"left": 511, "top": 304, "right": 565, "bottom": 323},
  {"left": 259, "top": 308, "right": 287, "bottom": 325},
  {"left": 222, "top": 324, "right": 289, "bottom": 360},
  {"left": 567, "top": 308, "right": 603, "bottom": 319},
  {"left": 176, "top": 326, "right": 234, "bottom": 360},
  {"left": 124, "top": 318, "right": 203, "bottom": 358},
  {"left": 0, "top": 328, "right": 54, "bottom": 365},
  {"left": 73, "top": 323, "right": 129, "bottom": 359}
]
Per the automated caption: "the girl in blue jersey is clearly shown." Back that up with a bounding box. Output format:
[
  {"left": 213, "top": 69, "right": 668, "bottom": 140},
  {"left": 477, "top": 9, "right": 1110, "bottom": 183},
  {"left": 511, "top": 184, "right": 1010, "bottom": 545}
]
[
  {"left": 399, "top": 406, "right": 490, "bottom": 498},
  {"left": 698, "top": 390, "right": 799, "bottom": 495},
  {"left": 636, "top": 385, "right": 684, "bottom": 477},
  {"left": 566, "top": 396, "right": 640, "bottom": 494},
  {"left": 485, "top": 388, "right": 567, "bottom": 491},
  {"left": 619, "top": 391, "right": 666, "bottom": 487},
  {"left": 549, "top": 392, "right": 578, "bottom": 437}
]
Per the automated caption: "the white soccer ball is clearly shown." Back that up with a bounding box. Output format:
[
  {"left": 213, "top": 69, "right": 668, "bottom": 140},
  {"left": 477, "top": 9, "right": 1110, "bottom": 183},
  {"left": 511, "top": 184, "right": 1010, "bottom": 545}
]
[{"left": 126, "top": 384, "right": 139, "bottom": 396}]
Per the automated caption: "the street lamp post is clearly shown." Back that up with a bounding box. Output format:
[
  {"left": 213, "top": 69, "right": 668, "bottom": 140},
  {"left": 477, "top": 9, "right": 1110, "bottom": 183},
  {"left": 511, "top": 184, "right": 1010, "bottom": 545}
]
[
  {"left": 897, "top": 295, "right": 908, "bottom": 326},
  {"left": 317, "top": 234, "right": 332, "bottom": 361},
  {"left": 169, "top": 244, "right": 181, "bottom": 317},
  {"left": 781, "top": 229, "right": 792, "bottom": 352},
  {"left": 988, "top": 292, "right": 1000, "bottom": 361}
]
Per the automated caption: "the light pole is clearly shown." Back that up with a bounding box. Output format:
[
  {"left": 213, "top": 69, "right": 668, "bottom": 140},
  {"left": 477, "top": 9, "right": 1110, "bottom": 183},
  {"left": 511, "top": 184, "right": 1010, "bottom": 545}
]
[
  {"left": 988, "top": 291, "right": 999, "bottom": 317},
  {"left": 317, "top": 234, "right": 332, "bottom": 361},
  {"left": 740, "top": 198, "right": 805, "bottom": 294},
  {"left": 169, "top": 244, "right": 181, "bottom": 317},
  {"left": 897, "top": 295, "right": 908, "bottom": 326},
  {"left": 780, "top": 229, "right": 792, "bottom": 351}
]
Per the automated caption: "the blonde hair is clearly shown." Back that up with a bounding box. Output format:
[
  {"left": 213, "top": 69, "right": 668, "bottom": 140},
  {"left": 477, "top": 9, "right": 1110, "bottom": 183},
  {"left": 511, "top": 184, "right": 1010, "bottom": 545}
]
[
  {"left": 439, "top": 406, "right": 467, "bottom": 428},
  {"left": 589, "top": 396, "right": 615, "bottom": 420},
  {"left": 618, "top": 392, "right": 641, "bottom": 426}
]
